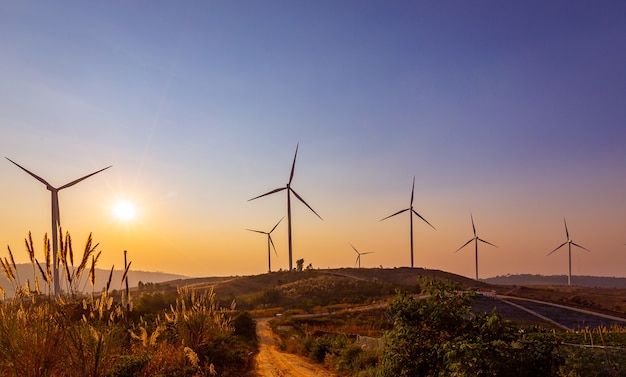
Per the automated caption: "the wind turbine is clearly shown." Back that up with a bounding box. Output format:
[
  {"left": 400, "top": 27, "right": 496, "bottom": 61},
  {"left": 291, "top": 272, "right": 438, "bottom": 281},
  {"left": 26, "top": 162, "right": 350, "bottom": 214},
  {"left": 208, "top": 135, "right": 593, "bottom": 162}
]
[
  {"left": 547, "top": 218, "right": 590, "bottom": 286},
  {"left": 6, "top": 158, "right": 111, "bottom": 296},
  {"left": 248, "top": 144, "right": 322, "bottom": 271},
  {"left": 454, "top": 213, "right": 498, "bottom": 281},
  {"left": 349, "top": 242, "right": 374, "bottom": 268},
  {"left": 380, "top": 176, "right": 435, "bottom": 268},
  {"left": 247, "top": 217, "right": 283, "bottom": 273}
]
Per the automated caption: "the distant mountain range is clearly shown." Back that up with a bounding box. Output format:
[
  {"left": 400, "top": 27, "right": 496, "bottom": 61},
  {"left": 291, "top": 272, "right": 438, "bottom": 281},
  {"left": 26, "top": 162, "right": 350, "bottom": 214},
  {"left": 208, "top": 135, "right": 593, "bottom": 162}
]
[
  {"left": 0, "top": 263, "right": 188, "bottom": 297},
  {"left": 483, "top": 274, "right": 626, "bottom": 289}
]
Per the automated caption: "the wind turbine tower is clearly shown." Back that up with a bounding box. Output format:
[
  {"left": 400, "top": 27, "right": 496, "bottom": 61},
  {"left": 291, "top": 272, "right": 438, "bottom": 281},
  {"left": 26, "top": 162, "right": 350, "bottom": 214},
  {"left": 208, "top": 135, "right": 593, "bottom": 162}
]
[
  {"left": 248, "top": 144, "right": 322, "bottom": 271},
  {"left": 6, "top": 158, "right": 111, "bottom": 296},
  {"left": 547, "top": 218, "right": 590, "bottom": 286},
  {"left": 380, "top": 177, "right": 435, "bottom": 268},
  {"left": 454, "top": 213, "right": 498, "bottom": 280}
]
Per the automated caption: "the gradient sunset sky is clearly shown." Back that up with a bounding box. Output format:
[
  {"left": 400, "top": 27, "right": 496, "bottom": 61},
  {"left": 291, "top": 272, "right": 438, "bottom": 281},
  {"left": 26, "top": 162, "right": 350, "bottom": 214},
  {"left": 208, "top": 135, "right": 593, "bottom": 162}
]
[{"left": 0, "top": 1, "right": 624, "bottom": 279}]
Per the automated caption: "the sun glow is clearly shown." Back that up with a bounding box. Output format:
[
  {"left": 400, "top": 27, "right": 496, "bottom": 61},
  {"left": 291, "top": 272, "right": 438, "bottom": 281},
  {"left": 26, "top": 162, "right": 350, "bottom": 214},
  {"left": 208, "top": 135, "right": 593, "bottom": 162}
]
[{"left": 112, "top": 200, "right": 137, "bottom": 222}]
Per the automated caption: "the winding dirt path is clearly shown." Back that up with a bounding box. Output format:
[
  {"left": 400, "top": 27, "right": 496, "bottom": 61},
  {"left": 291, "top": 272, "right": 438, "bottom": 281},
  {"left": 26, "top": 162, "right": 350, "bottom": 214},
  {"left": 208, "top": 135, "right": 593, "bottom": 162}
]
[{"left": 253, "top": 318, "right": 336, "bottom": 377}]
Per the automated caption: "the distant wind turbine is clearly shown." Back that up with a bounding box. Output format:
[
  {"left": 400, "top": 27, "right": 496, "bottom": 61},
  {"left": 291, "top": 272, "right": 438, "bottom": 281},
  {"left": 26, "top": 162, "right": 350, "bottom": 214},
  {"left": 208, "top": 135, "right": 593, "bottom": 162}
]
[
  {"left": 349, "top": 242, "right": 374, "bottom": 268},
  {"left": 380, "top": 177, "right": 435, "bottom": 268},
  {"left": 6, "top": 158, "right": 111, "bottom": 296},
  {"left": 547, "top": 218, "right": 590, "bottom": 286},
  {"left": 454, "top": 213, "right": 498, "bottom": 281},
  {"left": 247, "top": 217, "right": 283, "bottom": 273},
  {"left": 248, "top": 144, "right": 322, "bottom": 271}
]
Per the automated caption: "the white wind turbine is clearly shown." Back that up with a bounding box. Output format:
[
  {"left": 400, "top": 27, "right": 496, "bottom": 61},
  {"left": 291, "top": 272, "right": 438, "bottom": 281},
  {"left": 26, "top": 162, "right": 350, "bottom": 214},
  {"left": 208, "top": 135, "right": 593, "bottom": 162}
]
[
  {"left": 248, "top": 143, "right": 322, "bottom": 271},
  {"left": 247, "top": 217, "right": 283, "bottom": 273},
  {"left": 6, "top": 158, "right": 111, "bottom": 296},
  {"left": 454, "top": 213, "right": 498, "bottom": 281},
  {"left": 547, "top": 218, "right": 590, "bottom": 286},
  {"left": 380, "top": 177, "right": 435, "bottom": 268},
  {"left": 349, "top": 242, "right": 374, "bottom": 268}
]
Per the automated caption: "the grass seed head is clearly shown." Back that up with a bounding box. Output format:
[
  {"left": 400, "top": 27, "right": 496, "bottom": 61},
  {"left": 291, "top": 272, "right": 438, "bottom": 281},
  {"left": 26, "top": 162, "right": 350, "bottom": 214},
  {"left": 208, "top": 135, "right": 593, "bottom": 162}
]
[{"left": 25, "top": 232, "right": 35, "bottom": 264}]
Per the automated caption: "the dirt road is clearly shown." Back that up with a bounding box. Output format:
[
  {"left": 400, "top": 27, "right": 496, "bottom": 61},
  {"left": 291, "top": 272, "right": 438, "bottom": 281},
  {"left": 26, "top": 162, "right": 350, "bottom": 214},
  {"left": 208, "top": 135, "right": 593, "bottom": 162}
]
[{"left": 253, "top": 318, "right": 336, "bottom": 377}]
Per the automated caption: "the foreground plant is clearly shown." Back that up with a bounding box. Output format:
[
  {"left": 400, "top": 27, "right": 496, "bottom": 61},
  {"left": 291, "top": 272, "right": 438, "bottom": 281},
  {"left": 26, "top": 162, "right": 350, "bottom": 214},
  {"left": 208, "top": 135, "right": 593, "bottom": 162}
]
[
  {"left": 164, "top": 286, "right": 235, "bottom": 350},
  {"left": 378, "top": 279, "right": 564, "bottom": 377},
  {"left": 0, "top": 230, "right": 105, "bottom": 300},
  {"left": 123, "top": 286, "right": 242, "bottom": 376},
  {"left": 0, "top": 300, "right": 65, "bottom": 376},
  {"left": 0, "top": 231, "right": 129, "bottom": 377}
]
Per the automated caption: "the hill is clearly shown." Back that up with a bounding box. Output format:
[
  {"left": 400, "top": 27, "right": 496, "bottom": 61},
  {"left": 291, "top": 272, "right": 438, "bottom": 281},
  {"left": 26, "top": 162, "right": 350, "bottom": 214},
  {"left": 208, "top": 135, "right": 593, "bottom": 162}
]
[
  {"left": 153, "top": 267, "right": 484, "bottom": 299},
  {"left": 133, "top": 268, "right": 626, "bottom": 321},
  {"left": 129, "top": 267, "right": 485, "bottom": 312},
  {"left": 9, "top": 264, "right": 626, "bottom": 322}
]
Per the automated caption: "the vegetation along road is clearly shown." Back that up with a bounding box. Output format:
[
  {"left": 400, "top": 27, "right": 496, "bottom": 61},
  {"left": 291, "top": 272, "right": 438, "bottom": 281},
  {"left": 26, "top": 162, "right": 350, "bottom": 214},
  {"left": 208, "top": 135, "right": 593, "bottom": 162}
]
[{"left": 254, "top": 318, "right": 336, "bottom": 377}]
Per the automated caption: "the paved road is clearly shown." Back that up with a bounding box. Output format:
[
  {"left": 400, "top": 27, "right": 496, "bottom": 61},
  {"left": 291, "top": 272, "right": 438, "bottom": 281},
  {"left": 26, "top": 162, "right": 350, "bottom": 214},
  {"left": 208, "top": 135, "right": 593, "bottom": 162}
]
[{"left": 495, "top": 294, "right": 626, "bottom": 330}]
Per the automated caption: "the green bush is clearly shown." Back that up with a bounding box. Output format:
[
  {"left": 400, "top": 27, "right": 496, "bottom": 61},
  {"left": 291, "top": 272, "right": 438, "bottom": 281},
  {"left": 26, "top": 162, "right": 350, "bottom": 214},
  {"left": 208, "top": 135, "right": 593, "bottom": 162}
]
[
  {"left": 378, "top": 279, "right": 564, "bottom": 377},
  {"left": 232, "top": 311, "right": 257, "bottom": 343},
  {"left": 310, "top": 336, "right": 333, "bottom": 362}
]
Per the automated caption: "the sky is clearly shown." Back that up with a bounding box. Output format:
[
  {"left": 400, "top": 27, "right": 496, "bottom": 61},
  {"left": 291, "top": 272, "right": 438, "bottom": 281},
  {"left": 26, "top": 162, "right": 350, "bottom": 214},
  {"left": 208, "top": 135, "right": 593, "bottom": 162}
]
[{"left": 0, "top": 1, "right": 625, "bottom": 280}]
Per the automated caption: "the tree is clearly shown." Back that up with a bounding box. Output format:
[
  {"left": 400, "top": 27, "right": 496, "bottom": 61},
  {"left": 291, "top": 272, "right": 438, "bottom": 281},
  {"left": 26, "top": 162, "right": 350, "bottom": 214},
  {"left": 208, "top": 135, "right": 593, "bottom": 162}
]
[
  {"left": 296, "top": 258, "right": 304, "bottom": 272},
  {"left": 378, "top": 279, "right": 563, "bottom": 376}
]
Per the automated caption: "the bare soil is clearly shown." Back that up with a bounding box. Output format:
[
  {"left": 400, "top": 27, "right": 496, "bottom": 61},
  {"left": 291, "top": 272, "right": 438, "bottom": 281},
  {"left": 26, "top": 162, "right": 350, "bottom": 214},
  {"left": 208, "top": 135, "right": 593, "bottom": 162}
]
[{"left": 253, "top": 318, "right": 336, "bottom": 377}]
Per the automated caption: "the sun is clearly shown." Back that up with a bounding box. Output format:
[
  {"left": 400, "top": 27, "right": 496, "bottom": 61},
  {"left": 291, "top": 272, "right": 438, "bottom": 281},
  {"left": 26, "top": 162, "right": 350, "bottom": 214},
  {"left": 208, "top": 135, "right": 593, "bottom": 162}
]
[{"left": 112, "top": 200, "right": 137, "bottom": 222}]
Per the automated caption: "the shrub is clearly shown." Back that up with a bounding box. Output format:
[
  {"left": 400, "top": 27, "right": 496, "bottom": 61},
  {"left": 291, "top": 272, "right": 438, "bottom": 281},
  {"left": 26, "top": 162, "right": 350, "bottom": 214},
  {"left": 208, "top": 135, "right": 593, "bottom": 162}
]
[
  {"left": 232, "top": 311, "right": 257, "bottom": 343},
  {"left": 378, "top": 278, "right": 564, "bottom": 377}
]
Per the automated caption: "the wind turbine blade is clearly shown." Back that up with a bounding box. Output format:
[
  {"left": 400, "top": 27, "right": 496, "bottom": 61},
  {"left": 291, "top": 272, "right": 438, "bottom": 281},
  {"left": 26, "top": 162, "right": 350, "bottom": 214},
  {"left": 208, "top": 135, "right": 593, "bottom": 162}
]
[
  {"left": 412, "top": 209, "right": 436, "bottom": 230},
  {"left": 564, "top": 218, "right": 569, "bottom": 240},
  {"left": 477, "top": 238, "right": 498, "bottom": 248},
  {"left": 410, "top": 176, "right": 415, "bottom": 206},
  {"left": 470, "top": 213, "right": 476, "bottom": 237},
  {"left": 380, "top": 208, "right": 409, "bottom": 221},
  {"left": 290, "top": 188, "right": 323, "bottom": 220},
  {"left": 248, "top": 187, "right": 286, "bottom": 201},
  {"left": 6, "top": 158, "right": 54, "bottom": 188},
  {"left": 454, "top": 239, "right": 474, "bottom": 253},
  {"left": 361, "top": 252, "right": 374, "bottom": 255},
  {"left": 547, "top": 242, "right": 568, "bottom": 256},
  {"left": 246, "top": 229, "right": 267, "bottom": 234},
  {"left": 354, "top": 256, "right": 359, "bottom": 267},
  {"left": 349, "top": 242, "right": 359, "bottom": 254},
  {"left": 270, "top": 217, "right": 284, "bottom": 233},
  {"left": 269, "top": 235, "right": 278, "bottom": 256},
  {"left": 571, "top": 242, "right": 591, "bottom": 252},
  {"left": 289, "top": 143, "right": 299, "bottom": 185},
  {"left": 58, "top": 166, "right": 112, "bottom": 190}
]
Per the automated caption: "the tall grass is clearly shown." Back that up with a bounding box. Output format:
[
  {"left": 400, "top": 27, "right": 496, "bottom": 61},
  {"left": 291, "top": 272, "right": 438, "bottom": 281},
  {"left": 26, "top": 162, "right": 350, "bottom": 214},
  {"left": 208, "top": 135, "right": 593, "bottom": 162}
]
[
  {"left": 164, "top": 286, "right": 235, "bottom": 350},
  {"left": 1, "top": 230, "right": 106, "bottom": 300},
  {"left": 0, "top": 231, "right": 129, "bottom": 376},
  {"left": 0, "top": 231, "right": 253, "bottom": 377}
]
